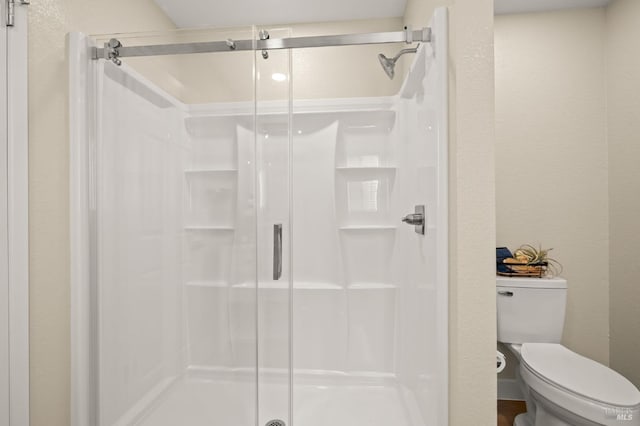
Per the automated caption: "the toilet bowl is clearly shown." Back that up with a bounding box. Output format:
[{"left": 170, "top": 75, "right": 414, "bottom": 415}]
[
  {"left": 507, "top": 343, "right": 640, "bottom": 426},
  {"left": 497, "top": 276, "right": 640, "bottom": 426}
]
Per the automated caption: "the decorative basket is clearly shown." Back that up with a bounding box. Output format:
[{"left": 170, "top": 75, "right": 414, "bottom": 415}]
[{"left": 497, "top": 260, "right": 548, "bottom": 278}]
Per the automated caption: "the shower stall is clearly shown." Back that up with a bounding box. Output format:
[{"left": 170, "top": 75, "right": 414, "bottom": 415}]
[{"left": 70, "top": 8, "right": 448, "bottom": 426}]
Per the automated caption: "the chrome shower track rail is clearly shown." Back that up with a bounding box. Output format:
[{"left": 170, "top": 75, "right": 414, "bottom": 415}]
[{"left": 92, "top": 27, "right": 431, "bottom": 60}]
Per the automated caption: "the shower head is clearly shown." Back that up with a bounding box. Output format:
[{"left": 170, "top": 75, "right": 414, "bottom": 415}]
[
  {"left": 378, "top": 53, "right": 397, "bottom": 79},
  {"left": 378, "top": 45, "right": 420, "bottom": 80}
]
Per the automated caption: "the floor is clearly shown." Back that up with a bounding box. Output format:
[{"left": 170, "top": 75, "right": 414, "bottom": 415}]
[
  {"left": 498, "top": 400, "right": 527, "bottom": 426},
  {"left": 135, "top": 377, "right": 428, "bottom": 426}
]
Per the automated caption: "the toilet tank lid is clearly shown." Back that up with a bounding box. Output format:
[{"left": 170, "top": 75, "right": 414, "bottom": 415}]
[
  {"left": 496, "top": 276, "right": 567, "bottom": 289},
  {"left": 521, "top": 343, "right": 640, "bottom": 407}
]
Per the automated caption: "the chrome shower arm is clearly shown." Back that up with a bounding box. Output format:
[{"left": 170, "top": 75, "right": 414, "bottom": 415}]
[{"left": 393, "top": 45, "right": 420, "bottom": 61}]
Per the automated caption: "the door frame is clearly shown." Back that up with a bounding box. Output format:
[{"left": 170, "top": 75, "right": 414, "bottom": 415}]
[
  {"left": 1, "top": 2, "right": 29, "bottom": 426},
  {"left": 69, "top": 32, "right": 96, "bottom": 426}
]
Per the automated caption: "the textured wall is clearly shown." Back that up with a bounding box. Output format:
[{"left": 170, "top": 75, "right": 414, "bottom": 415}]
[
  {"left": 29, "top": 1, "right": 175, "bottom": 425},
  {"left": 495, "top": 8, "right": 610, "bottom": 375},
  {"left": 98, "top": 19, "right": 405, "bottom": 105},
  {"left": 606, "top": 0, "right": 640, "bottom": 387},
  {"left": 170, "top": 19, "right": 406, "bottom": 103},
  {"left": 404, "top": 1, "right": 497, "bottom": 425}
]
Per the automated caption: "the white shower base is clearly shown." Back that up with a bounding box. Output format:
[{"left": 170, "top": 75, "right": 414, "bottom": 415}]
[{"left": 134, "top": 373, "right": 427, "bottom": 426}]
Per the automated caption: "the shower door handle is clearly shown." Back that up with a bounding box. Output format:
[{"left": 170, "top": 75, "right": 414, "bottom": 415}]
[{"left": 273, "top": 224, "right": 283, "bottom": 280}]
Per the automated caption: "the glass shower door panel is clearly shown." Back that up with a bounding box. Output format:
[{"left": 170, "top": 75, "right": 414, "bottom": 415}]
[
  {"left": 93, "top": 27, "right": 259, "bottom": 426},
  {"left": 255, "top": 28, "right": 292, "bottom": 426},
  {"left": 289, "top": 42, "right": 404, "bottom": 426},
  {"left": 289, "top": 41, "right": 445, "bottom": 426}
]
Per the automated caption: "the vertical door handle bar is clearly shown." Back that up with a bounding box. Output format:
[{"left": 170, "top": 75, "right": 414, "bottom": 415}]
[{"left": 273, "top": 224, "right": 282, "bottom": 280}]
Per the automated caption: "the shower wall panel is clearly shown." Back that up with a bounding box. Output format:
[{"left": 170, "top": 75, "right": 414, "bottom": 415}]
[
  {"left": 393, "top": 34, "right": 448, "bottom": 426},
  {"left": 291, "top": 115, "right": 341, "bottom": 287},
  {"left": 97, "top": 64, "right": 187, "bottom": 425},
  {"left": 182, "top": 104, "right": 405, "bottom": 376},
  {"left": 182, "top": 113, "right": 256, "bottom": 370}
]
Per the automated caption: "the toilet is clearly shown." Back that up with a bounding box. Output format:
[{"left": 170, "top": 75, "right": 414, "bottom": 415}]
[{"left": 497, "top": 276, "right": 640, "bottom": 426}]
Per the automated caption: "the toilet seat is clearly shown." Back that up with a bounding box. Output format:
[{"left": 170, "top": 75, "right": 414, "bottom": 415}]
[{"left": 520, "top": 343, "right": 640, "bottom": 425}]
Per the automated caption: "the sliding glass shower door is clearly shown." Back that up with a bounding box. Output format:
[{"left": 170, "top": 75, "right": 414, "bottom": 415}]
[
  {"left": 89, "top": 26, "right": 282, "bottom": 426},
  {"left": 254, "top": 28, "right": 293, "bottom": 426},
  {"left": 73, "top": 14, "right": 448, "bottom": 425},
  {"left": 287, "top": 38, "right": 447, "bottom": 426}
]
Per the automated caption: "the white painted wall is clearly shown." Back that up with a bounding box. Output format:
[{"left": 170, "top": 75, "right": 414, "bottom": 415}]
[
  {"left": 289, "top": 20, "right": 406, "bottom": 100},
  {"left": 495, "top": 1, "right": 640, "bottom": 392},
  {"left": 495, "top": 8, "right": 610, "bottom": 378},
  {"left": 606, "top": 0, "right": 640, "bottom": 388}
]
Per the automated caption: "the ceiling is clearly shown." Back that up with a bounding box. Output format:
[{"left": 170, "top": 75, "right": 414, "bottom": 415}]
[
  {"left": 154, "top": 0, "right": 614, "bottom": 29},
  {"left": 495, "top": 0, "right": 612, "bottom": 15},
  {"left": 153, "top": 0, "right": 407, "bottom": 29}
]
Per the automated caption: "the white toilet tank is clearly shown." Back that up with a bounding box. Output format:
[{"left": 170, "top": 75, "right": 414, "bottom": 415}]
[{"left": 497, "top": 276, "right": 567, "bottom": 344}]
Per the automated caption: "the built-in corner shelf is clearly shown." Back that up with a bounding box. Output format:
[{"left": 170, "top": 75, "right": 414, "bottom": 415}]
[
  {"left": 347, "top": 282, "right": 397, "bottom": 290},
  {"left": 339, "top": 225, "right": 397, "bottom": 231},
  {"left": 185, "top": 280, "right": 229, "bottom": 288},
  {"left": 185, "top": 281, "right": 398, "bottom": 290},
  {"left": 184, "top": 225, "right": 235, "bottom": 231},
  {"left": 335, "top": 166, "right": 396, "bottom": 171},
  {"left": 231, "top": 281, "right": 343, "bottom": 290},
  {"left": 184, "top": 168, "right": 238, "bottom": 174}
]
